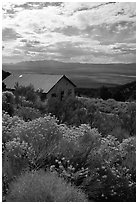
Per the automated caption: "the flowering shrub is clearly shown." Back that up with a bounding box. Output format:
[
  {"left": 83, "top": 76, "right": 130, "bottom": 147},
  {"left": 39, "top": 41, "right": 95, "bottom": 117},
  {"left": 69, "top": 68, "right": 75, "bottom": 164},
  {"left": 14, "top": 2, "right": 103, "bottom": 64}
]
[
  {"left": 49, "top": 157, "right": 89, "bottom": 186},
  {"left": 58, "top": 124, "right": 101, "bottom": 163},
  {"left": 3, "top": 138, "right": 34, "bottom": 182},
  {"left": 119, "top": 137, "right": 136, "bottom": 173},
  {"left": 6, "top": 170, "right": 88, "bottom": 202},
  {"left": 84, "top": 135, "right": 136, "bottom": 202},
  {"left": 15, "top": 106, "right": 42, "bottom": 121},
  {"left": 2, "top": 114, "right": 63, "bottom": 198},
  {"left": 82, "top": 164, "right": 135, "bottom": 202},
  {"left": 97, "top": 135, "right": 121, "bottom": 165},
  {"left": 2, "top": 137, "right": 34, "bottom": 198},
  {"left": 2, "top": 112, "right": 24, "bottom": 144},
  {"left": 7, "top": 115, "right": 63, "bottom": 169},
  {"left": 47, "top": 125, "right": 102, "bottom": 187}
]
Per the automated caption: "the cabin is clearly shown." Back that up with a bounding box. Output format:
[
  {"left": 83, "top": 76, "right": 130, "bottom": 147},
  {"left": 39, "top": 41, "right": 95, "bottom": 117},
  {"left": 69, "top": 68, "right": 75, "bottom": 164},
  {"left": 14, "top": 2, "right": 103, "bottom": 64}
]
[{"left": 3, "top": 74, "right": 76, "bottom": 100}]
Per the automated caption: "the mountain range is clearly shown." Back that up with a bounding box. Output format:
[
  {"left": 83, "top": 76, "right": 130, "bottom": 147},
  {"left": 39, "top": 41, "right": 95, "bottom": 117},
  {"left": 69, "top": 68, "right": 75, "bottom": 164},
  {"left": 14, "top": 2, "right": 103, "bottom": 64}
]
[{"left": 2, "top": 60, "right": 136, "bottom": 88}]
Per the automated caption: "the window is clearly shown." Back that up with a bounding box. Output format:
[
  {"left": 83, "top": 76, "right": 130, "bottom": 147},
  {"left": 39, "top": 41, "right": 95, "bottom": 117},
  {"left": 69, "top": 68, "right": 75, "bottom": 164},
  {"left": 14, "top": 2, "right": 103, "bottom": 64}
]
[{"left": 60, "top": 91, "right": 64, "bottom": 100}]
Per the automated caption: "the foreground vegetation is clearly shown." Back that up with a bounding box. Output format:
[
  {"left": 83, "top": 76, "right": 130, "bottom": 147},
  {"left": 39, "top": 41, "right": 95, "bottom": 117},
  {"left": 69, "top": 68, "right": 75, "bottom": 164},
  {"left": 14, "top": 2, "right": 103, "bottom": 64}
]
[{"left": 2, "top": 85, "right": 136, "bottom": 202}]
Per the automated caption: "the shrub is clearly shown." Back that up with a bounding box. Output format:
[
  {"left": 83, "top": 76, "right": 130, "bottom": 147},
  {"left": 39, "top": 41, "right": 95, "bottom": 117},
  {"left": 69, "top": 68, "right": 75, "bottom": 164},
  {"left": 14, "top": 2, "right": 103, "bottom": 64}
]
[
  {"left": 110, "top": 126, "right": 130, "bottom": 142},
  {"left": 2, "top": 112, "right": 24, "bottom": 144},
  {"left": 3, "top": 138, "right": 34, "bottom": 186},
  {"left": 47, "top": 97, "right": 85, "bottom": 125},
  {"left": 2, "top": 95, "right": 136, "bottom": 202},
  {"left": 119, "top": 102, "right": 136, "bottom": 135},
  {"left": 83, "top": 135, "right": 136, "bottom": 202},
  {"left": 46, "top": 97, "right": 62, "bottom": 118},
  {"left": 2, "top": 137, "right": 34, "bottom": 199},
  {"left": 8, "top": 115, "right": 63, "bottom": 169},
  {"left": 49, "top": 157, "right": 89, "bottom": 186},
  {"left": 2, "top": 91, "right": 15, "bottom": 116},
  {"left": 34, "top": 97, "right": 48, "bottom": 113},
  {"left": 19, "top": 96, "right": 34, "bottom": 107},
  {"left": 59, "top": 124, "right": 101, "bottom": 162},
  {"left": 15, "top": 106, "right": 42, "bottom": 121},
  {"left": 97, "top": 135, "right": 121, "bottom": 166},
  {"left": 119, "top": 137, "right": 136, "bottom": 174},
  {"left": 6, "top": 170, "right": 88, "bottom": 202},
  {"left": 2, "top": 82, "right": 6, "bottom": 91},
  {"left": 14, "top": 84, "right": 38, "bottom": 103},
  {"left": 82, "top": 164, "right": 135, "bottom": 202},
  {"left": 48, "top": 125, "right": 102, "bottom": 187},
  {"left": 92, "top": 111, "right": 122, "bottom": 136}
]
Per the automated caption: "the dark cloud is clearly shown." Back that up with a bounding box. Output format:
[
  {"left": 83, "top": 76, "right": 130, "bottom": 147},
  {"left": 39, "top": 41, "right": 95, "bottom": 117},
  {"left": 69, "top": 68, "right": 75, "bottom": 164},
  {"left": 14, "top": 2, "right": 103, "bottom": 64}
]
[
  {"left": 14, "top": 2, "right": 63, "bottom": 10},
  {"left": 25, "top": 40, "right": 40, "bottom": 48},
  {"left": 2, "top": 28, "right": 21, "bottom": 41},
  {"left": 20, "top": 39, "right": 28, "bottom": 43},
  {"left": 20, "top": 39, "right": 40, "bottom": 44},
  {"left": 116, "top": 9, "right": 125, "bottom": 16},
  {"left": 3, "top": 7, "right": 16, "bottom": 16},
  {"left": 33, "top": 40, "right": 40, "bottom": 44},
  {"left": 80, "top": 2, "right": 116, "bottom": 11},
  {"left": 14, "top": 3, "right": 38, "bottom": 10},
  {"left": 40, "top": 2, "right": 63, "bottom": 7},
  {"left": 25, "top": 42, "right": 35, "bottom": 48},
  {"left": 62, "top": 2, "right": 116, "bottom": 15}
]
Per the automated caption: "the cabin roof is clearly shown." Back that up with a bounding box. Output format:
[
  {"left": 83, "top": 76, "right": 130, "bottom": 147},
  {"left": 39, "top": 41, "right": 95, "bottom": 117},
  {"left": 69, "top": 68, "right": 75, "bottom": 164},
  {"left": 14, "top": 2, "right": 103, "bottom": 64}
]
[{"left": 3, "top": 74, "right": 76, "bottom": 93}]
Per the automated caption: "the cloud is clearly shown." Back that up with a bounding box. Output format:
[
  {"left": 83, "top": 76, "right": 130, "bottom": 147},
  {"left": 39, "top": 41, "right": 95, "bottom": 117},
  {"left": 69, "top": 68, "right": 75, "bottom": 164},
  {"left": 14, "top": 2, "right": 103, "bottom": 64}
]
[
  {"left": 111, "top": 42, "right": 136, "bottom": 55},
  {"left": 2, "top": 28, "right": 21, "bottom": 41},
  {"left": 2, "top": 2, "right": 136, "bottom": 64},
  {"left": 65, "top": 2, "right": 136, "bottom": 30}
]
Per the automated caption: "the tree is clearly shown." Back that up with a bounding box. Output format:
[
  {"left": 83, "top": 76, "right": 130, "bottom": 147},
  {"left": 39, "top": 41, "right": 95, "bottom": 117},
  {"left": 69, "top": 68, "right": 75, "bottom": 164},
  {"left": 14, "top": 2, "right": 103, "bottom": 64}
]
[{"left": 99, "top": 86, "right": 112, "bottom": 100}]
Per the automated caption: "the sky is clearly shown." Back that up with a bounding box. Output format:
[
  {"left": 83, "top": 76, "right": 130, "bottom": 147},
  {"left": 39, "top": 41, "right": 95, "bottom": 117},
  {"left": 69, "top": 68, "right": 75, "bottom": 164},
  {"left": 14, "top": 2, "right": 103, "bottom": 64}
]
[{"left": 2, "top": 1, "right": 136, "bottom": 64}]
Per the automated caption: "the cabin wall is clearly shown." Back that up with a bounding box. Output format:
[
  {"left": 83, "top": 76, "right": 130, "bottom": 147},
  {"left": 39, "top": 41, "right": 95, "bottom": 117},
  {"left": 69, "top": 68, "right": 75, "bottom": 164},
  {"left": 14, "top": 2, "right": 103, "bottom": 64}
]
[{"left": 47, "top": 77, "right": 75, "bottom": 100}]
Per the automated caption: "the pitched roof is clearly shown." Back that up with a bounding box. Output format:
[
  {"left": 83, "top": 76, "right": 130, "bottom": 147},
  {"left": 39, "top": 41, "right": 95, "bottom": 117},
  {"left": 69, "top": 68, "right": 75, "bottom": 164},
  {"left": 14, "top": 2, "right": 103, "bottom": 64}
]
[{"left": 3, "top": 74, "right": 69, "bottom": 93}]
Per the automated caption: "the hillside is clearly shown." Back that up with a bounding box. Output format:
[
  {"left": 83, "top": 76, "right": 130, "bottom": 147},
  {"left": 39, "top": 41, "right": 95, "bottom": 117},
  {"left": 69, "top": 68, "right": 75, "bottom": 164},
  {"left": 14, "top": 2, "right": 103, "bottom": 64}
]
[
  {"left": 76, "top": 81, "right": 136, "bottom": 101},
  {"left": 2, "top": 89, "right": 136, "bottom": 202}
]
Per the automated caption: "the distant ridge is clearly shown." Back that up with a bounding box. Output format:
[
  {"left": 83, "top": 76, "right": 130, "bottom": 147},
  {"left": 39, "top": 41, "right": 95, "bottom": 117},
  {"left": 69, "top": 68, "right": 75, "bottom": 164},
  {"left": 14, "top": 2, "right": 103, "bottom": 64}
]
[
  {"left": 2, "top": 60, "right": 136, "bottom": 88},
  {"left": 2, "top": 60, "right": 136, "bottom": 73}
]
